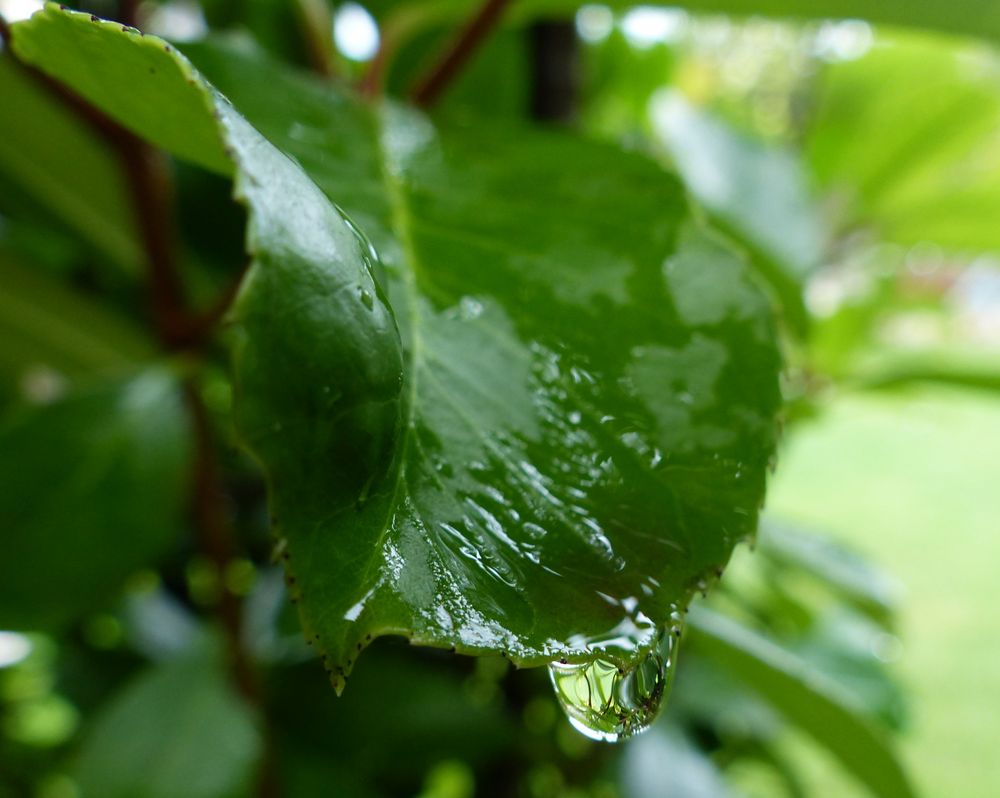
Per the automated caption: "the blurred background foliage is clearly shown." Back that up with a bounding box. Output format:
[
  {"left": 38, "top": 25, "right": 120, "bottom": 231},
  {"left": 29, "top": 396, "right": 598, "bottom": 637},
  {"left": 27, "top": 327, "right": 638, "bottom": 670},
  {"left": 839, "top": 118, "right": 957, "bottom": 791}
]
[{"left": 1, "top": 1, "right": 999, "bottom": 797}]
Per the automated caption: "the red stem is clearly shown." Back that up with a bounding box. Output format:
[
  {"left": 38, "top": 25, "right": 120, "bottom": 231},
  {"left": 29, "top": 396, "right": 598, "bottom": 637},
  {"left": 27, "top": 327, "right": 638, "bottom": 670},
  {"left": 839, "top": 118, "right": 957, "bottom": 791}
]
[{"left": 409, "top": 0, "right": 514, "bottom": 108}]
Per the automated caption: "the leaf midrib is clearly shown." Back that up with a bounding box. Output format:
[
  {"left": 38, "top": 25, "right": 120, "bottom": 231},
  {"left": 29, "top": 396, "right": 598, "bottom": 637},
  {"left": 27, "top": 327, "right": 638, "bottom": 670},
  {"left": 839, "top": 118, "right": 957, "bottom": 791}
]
[{"left": 357, "top": 104, "right": 426, "bottom": 596}]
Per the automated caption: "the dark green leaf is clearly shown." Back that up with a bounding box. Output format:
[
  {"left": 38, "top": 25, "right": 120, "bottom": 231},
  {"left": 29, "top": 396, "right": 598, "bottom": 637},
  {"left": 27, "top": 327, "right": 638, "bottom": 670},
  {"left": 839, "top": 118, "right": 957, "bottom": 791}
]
[
  {"left": 0, "top": 251, "right": 153, "bottom": 381},
  {"left": 13, "top": 9, "right": 781, "bottom": 691},
  {"left": 688, "top": 605, "right": 915, "bottom": 798},
  {"left": 192, "top": 41, "right": 782, "bottom": 682},
  {"left": 0, "top": 54, "right": 141, "bottom": 270},
  {"left": 75, "top": 646, "right": 262, "bottom": 798},
  {"left": 0, "top": 370, "right": 189, "bottom": 629}
]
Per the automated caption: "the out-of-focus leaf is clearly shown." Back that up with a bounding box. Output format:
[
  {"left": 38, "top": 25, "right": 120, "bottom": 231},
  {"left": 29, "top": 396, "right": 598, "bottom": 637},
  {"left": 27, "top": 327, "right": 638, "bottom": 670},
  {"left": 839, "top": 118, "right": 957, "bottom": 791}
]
[
  {"left": 759, "top": 521, "right": 900, "bottom": 621},
  {"left": 669, "top": 652, "right": 780, "bottom": 739},
  {"left": 853, "top": 346, "right": 1000, "bottom": 393},
  {"left": 688, "top": 605, "right": 915, "bottom": 798},
  {"left": 582, "top": 31, "right": 676, "bottom": 142},
  {"left": 621, "top": 723, "right": 736, "bottom": 798},
  {"left": 808, "top": 34, "right": 1000, "bottom": 252},
  {"left": 0, "top": 253, "right": 153, "bottom": 380},
  {"left": 651, "top": 90, "right": 823, "bottom": 333},
  {"left": 122, "top": 585, "right": 208, "bottom": 662},
  {"left": 0, "top": 370, "right": 190, "bottom": 629},
  {"left": 370, "top": 0, "right": 1000, "bottom": 57},
  {"left": 269, "top": 646, "right": 517, "bottom": 790},
  {"left": 792, "top": 611, "right": 908, "bottom": 730},
  {"left": 75, "top": 646, "right": 262, "bottom": 798},
  {"left": 0, "top": 54, "right": 141, "bottom": 269}
]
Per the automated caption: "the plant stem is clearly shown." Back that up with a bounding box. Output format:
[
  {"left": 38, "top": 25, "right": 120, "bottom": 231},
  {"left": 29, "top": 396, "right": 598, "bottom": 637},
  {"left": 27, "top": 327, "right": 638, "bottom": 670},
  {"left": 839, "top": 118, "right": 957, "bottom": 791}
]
[
  {"left": 7, "top": 8, "right": 275, "bottom": 792},
  {"left": 183, "top": 381, "right": 279, "bottom": 798},
  {"left": 294, "top": 0, "right": 339, "bottom": 79},
  {"left": 359, "top": 31, "right": 393, "bottom": 98},
  {"left": 409, "top": 0, "right": 514, "bottom": 108}
]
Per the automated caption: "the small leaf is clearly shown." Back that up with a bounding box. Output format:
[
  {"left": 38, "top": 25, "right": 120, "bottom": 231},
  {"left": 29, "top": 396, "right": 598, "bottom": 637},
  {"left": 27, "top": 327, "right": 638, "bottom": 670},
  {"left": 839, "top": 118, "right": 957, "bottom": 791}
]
[
  {"left": 620, "top": 724, "right": 738, "bottom": 798},
  {"left": 688, "top": 605, "right": 916, "bottom": 798},
  {"left": 0, "top": 251, "right": 153, "bottom": 380},
  {"left": 0, "top": 53, "right": 142, "bottom": 270},
  {"left": 0, "top": 370, "right": 189, "bottom": 629},
  {"left": 75, "top": 646, "right": 262, "bottom": 798},
  {"left": 759, "top": 520, "right": 900, "bottom": 622}
]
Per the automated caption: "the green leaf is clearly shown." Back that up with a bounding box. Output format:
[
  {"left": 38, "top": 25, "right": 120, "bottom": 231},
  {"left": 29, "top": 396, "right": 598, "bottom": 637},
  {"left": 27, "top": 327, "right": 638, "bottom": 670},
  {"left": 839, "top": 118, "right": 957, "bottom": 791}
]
[
  {"left": 792, "top": 611, "right": 909, "bottom": 730},
  {"left": 621, "top": 724, "right": 737, "bottom": 798},
  {"left": 75, "top": 646, "right": 262, "bottom": 798},
  {"left": 0, "top": 252, "right": 153, "bottom": 380},
  {"left": 688, "top": 605, "right": 916, "bottom": 798},
  {"left": 759, "top": 521, "right": 900, "bottom": 621},
  {"left": 13, "top": 8, "right": 781, "bottom": 691},
  {"left": 0, "top": 54, "right": 142, "bottom": 270},
  {"left": 373, "top": 0, "right": 1000, "bottom": 49},
  {"left": 650, "top": 90, "right": 822, "bottom": 334},
  {"left": 195, "top": 40, "right": 782, "bottom": 685},
  {"left": 808, "top": 33, "right": 1000, "bottom": 252},
  {"left": 0, "top": 370, "right": 190, "bottom": 629}
]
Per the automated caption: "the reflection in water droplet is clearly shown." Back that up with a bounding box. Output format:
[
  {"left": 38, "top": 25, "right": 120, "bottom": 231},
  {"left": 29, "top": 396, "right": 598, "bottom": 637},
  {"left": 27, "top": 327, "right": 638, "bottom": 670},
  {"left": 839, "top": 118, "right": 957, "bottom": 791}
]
[
  {"left": 549, "top": 653, "right": 667, "bottom": 743},
  {"left": 359, "top": 286, "right": 375, "bottom": 310},
  {"left": 548, "top": 634, "right": 678, "bottom": 743}
]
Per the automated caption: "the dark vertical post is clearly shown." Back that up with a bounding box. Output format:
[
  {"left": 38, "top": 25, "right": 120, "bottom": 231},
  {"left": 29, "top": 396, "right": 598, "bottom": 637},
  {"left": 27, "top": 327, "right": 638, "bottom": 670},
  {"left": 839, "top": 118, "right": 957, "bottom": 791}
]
[{"left": 529, "top": 20, "right": 579, "bottom": 124}]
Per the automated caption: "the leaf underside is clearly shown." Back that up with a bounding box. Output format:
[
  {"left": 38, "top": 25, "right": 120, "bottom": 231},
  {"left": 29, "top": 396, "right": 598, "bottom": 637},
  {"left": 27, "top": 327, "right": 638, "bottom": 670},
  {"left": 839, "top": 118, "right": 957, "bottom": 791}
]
[{"left": 13, "top": 5, "right": 781, "bottom": 691}]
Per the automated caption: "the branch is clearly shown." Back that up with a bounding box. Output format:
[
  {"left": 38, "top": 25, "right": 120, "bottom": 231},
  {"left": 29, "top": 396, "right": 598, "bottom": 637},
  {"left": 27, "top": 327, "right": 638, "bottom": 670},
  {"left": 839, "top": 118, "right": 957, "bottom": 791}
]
[
  {"left": 294, "top": 0, "right": 339, "bottom": 79},
  {"left": 6, "top": 9, "right": 274, "bottom": 792},
  {"left": 359, "top": 31, "right": 393, "bottom": 99},
  {"left": 409, "top": 0, "right": 514, "bottom": 108}
]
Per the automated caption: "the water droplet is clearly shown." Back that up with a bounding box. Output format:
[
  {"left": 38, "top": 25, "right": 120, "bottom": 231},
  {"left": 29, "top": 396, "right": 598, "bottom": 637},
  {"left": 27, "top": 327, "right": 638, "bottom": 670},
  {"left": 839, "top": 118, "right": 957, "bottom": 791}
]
[
  {"left": 548, "top": 641, "right": 677, "bottom": 743},
  {"left": 358, "top": 286, "right": 374, "bottom": 310}
]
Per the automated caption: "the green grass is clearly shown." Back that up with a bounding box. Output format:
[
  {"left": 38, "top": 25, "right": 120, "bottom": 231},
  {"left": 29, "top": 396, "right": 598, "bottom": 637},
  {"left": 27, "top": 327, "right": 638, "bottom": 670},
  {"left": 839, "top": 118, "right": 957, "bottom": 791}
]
[{"left": 764, "top": 386, "right": 1000, "bottom": 797}]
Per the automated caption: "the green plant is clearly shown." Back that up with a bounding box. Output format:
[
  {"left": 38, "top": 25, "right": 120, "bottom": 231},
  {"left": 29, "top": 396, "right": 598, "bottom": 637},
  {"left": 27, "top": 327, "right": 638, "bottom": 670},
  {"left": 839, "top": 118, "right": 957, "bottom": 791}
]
[{"left": 2, "top": 1, "right": 995, "bottom": 796}]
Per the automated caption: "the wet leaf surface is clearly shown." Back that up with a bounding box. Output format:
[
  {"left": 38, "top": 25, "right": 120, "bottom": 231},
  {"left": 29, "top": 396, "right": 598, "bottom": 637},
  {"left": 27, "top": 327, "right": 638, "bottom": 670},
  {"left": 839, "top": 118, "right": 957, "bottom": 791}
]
[{"left": 13, "top": 8, "right": 781, "bottom": 690}]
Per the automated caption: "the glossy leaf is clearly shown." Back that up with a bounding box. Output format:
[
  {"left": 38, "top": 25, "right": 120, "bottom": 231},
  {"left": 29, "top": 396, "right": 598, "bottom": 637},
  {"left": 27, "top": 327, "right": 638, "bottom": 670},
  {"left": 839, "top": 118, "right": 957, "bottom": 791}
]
[
  {"left": 75, "top": 646, "right": 262, "bottom": 798},
  {"left": 13, "top": 8, "right": 781, "bottom": 690},
  {"left": 0, "top": 370, "right": 189, "bottom": 628},
  {"left": 688, "top": 605, "right": 915, "bottom": 798},
  {"left": 192, "top": 41, "right": 782, "bottom": 683}
]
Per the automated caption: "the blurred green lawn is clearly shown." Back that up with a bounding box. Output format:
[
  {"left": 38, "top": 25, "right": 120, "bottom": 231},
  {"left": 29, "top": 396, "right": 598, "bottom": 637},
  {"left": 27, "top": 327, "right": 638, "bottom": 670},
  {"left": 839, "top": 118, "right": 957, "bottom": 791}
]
[{"left": 765, "top": 387, "right": 1000, "bottom": 797}]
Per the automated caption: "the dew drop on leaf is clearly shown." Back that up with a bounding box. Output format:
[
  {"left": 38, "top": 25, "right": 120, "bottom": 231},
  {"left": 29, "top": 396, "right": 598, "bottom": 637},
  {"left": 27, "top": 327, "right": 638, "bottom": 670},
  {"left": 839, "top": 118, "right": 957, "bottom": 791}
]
[{"left": 548, "top": 636, "right": 678, "bottom": 743}]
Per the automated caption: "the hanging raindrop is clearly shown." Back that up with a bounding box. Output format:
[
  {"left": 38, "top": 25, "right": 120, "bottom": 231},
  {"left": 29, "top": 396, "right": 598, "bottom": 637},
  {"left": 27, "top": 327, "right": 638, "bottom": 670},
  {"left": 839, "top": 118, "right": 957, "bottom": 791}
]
[{"left": 548, "top": 633, "right": 678, "bottom": 743}]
